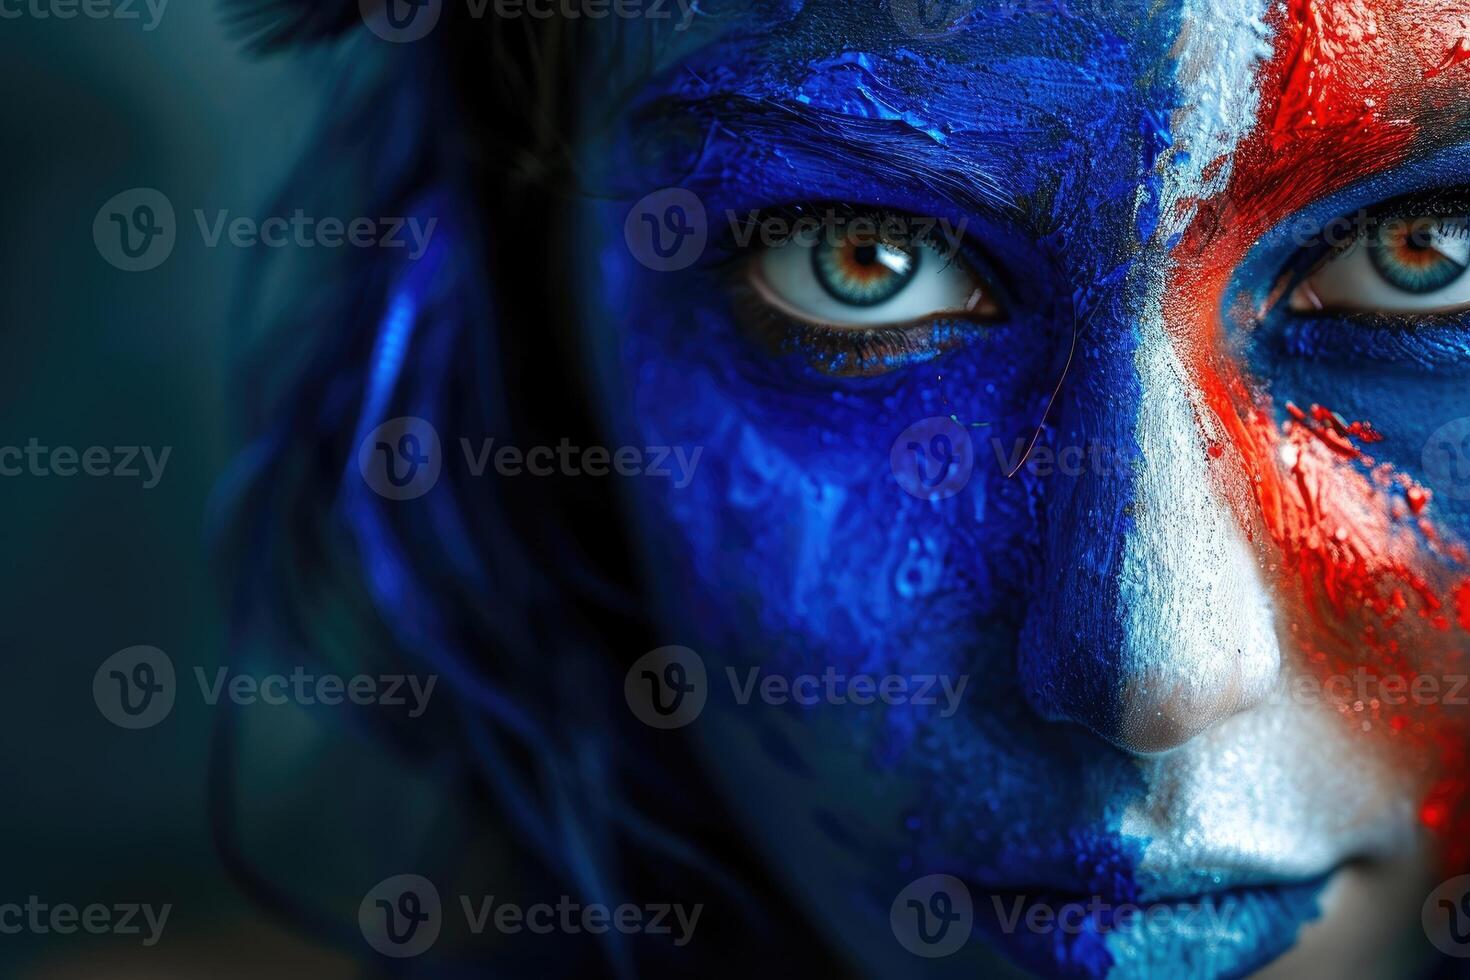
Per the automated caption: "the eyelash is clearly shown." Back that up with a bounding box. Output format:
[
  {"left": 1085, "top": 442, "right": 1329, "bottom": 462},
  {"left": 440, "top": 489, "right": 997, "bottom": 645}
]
[
  {"left": 1251, "top": 188, "right": 1470, "bottom": 367},
  {"left": 718, "top": 203, "right": 998, "bottom": 378},
  {"left": 717, "top": 190, "right": 1470, "bottom": 377},
  {"left": 728, "top": 281, "right": 988, "bottom": 378},
  {"left": 1274, "top": 189, "right": 1470, "bottom": 316}
]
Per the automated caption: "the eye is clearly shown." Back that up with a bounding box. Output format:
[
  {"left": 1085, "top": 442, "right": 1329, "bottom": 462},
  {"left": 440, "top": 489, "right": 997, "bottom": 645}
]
[
  {"left": 750, "top": 215, "right": 1001, "bottom": 327},
  {"left": 1288, "top": 215, "right": 1470, "bottom": 315}
]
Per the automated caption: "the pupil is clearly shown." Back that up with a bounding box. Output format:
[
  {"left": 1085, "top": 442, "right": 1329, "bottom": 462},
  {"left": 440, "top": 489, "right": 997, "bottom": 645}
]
[{"left": 811, "top": 237, "right": 919, "bottom": 307}]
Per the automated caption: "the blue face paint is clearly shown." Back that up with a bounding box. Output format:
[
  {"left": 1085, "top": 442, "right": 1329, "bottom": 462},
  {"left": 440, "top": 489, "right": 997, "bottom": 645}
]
[{"left": 560, "top": 1, "right": 1450, "bottom": 974}]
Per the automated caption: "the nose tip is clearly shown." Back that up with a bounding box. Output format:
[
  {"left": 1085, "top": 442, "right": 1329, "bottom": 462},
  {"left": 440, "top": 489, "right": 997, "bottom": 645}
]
[
  {"left": 1020, "top": 326, "right": 1281, "bottom": 756},
  {"left": 1026, "top": 499, "right": 1283, "bottom": 757},
  {"left": 1114, "top": 680, "right": 1258, "bottom": 756}
]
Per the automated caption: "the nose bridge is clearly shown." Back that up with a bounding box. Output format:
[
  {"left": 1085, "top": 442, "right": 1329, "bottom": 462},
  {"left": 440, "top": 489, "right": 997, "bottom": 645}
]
[
  {"left": 1018, "top": 289, "right": 1282, "bottom": 755},
  {"left": 1015, "top": 315, "right": 1139, "bottom": 744},
  {"left": 1014, "top": 0, "right": 1283, "bottom": 754},
  {"left": 1112, "top": 305, "right": 1282, "bottom": 752}
]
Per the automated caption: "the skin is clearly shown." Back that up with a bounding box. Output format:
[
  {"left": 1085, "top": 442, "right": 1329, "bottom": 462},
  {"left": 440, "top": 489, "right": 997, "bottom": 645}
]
[{"left": 571, "top": 1, "right": 1470, "bottom": 975}]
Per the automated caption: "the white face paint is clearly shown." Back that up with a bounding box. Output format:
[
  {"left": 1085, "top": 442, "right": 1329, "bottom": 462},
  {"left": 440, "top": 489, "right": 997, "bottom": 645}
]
[{"left": 1107, "top": 0, "right": 1439, "bottom": 971}]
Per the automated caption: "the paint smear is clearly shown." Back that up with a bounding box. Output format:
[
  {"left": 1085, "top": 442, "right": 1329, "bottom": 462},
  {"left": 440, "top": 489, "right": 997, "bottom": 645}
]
[{"left": 1169, "top": 0, "right": 1470, "bottom": 870}]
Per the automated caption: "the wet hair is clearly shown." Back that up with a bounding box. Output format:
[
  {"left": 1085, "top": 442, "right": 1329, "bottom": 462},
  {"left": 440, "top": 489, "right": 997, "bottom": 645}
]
[{"left": 214, "top": 2, "right": 831, "bottom": 973}]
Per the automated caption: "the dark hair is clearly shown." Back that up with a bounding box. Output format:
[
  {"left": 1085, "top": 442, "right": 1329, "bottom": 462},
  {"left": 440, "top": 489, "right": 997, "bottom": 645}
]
[{"left": 213, "top": 3, "right": 831, "bottom": 974}]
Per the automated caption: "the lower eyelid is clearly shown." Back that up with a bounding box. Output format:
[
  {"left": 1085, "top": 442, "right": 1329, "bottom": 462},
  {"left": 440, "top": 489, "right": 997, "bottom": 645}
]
[
  {"left": 747, "top": 259, "right": 997, "bottom": 329},
  {"left": 726, "top": 275, "right": 989, "bottom": 378},
  {"left": 1272, "top": 313, "right": 1470, "bottom": 369}
]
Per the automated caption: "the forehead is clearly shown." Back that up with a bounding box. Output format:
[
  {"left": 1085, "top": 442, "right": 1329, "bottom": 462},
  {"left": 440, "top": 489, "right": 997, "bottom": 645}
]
[{"left": 608, "top": 0, "right": 1470, "bottom": 242}]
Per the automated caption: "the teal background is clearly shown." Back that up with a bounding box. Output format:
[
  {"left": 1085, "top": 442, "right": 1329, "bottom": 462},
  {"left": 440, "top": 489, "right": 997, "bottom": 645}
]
[{"left": 0, "top": 6, "right": 361, "bottom": 975}]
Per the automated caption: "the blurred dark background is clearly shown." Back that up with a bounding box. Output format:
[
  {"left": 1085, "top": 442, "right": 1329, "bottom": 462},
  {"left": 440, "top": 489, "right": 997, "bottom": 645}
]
[{"left": 0, "top": 5, "right": 364, "bottom": 975}]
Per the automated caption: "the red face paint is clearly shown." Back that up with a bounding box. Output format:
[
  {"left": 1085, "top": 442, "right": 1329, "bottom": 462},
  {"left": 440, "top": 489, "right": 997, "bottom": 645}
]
[
  {"left": 1424, "top": 15, "right": 1470, "bottom": 78},
  {"left": 1169, "top": 0, "right": 1470, "bottom": 870}
]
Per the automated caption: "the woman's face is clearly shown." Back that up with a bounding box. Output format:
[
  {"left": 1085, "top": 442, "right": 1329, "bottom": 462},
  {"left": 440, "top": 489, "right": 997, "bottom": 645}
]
[{"left": 576, "top": 1, "right": 1470, "bottom": 975}]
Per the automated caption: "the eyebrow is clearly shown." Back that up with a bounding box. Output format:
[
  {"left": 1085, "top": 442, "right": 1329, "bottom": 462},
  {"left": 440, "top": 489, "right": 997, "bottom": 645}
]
[{"left": 635, "top": 93, "right": 1025, "bottom": 219}]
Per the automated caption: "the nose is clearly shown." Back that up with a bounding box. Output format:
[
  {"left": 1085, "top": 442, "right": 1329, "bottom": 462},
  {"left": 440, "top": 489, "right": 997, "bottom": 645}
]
[{"left": 1017, "top": 311, "right": 1282, "bottom": 755}]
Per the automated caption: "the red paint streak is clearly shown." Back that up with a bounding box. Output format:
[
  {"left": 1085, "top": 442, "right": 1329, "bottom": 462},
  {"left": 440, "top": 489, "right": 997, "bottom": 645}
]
[
  {"left": 1456, "top": 582, "right": 1470, "bottom": 632},
  {"left": 1172, "top": 1, "right": 1470, "bottom": 871},
  {"left": 1425, "top": 18, "right": 1470, "bottom": 78},
  {"left": 1269, "top": 0, "right": 1384, "bottom": 149}
]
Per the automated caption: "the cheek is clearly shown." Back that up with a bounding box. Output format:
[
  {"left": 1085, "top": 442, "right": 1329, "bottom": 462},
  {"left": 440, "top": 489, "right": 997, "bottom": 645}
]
[
  {"left": 588, "top": 215, "right": 1055, "bottom": 652},
  {"left": 1167, "top": 253, "right": 1470, "bottom": 873},
  {"left": 1158, "top": 0, "right": 1470, "bottom": 870},
  {"left": 611, "top": 281, "right": 1019, "bottom": 668}
]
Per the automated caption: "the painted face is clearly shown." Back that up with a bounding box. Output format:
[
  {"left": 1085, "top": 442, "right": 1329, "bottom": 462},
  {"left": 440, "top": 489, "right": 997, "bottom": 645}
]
[{"left": 574, "top": 1, "right": 1470, "bottom": 975}]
